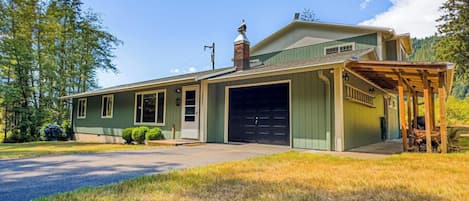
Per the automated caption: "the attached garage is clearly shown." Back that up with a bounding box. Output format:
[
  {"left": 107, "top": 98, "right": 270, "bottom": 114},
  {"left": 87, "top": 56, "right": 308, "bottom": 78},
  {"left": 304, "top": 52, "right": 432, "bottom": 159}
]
[
  {"left": 228, "top": 83, "right": 290, "bottom": 145},
  {"left": 206, "top": 70, "right": 335, "bottom": 150}
]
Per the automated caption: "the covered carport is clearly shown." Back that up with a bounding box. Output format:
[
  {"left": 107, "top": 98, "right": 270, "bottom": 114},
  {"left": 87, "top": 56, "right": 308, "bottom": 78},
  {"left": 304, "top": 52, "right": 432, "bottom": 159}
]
[{"left": 346, "top": 60, "right": 454, "bottom": 153}]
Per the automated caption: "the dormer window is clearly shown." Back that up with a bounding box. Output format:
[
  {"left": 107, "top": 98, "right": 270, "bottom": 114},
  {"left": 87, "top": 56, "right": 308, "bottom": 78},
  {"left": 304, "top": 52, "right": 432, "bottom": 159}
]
[{"left": 324, "top": 43, "right": 355, "bottom": 55}]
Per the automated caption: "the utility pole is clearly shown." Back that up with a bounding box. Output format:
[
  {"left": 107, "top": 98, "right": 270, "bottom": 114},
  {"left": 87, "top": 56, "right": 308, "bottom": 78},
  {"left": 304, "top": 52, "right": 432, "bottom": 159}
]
[{"left": 204, "top": 42, "right": 215, "bottom": 70}]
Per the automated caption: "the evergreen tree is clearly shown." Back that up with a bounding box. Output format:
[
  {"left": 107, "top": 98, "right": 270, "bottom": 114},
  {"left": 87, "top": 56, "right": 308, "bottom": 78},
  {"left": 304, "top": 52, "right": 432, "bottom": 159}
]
[
  {"left": 0, "top": 0, "right": 120, "bottom": 142},
  {"left": 436, "top": 0, "right": 469, "bottom": 97}
]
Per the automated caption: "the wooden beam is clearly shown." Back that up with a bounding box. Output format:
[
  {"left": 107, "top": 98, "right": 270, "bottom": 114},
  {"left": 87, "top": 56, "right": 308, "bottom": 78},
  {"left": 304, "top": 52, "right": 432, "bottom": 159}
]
[
  {"left": 429, "top": 81, "right": 435, "bottom": 130},
  {"left": 413, "top": 91, "right": 419, "bottom": 129},
  {"left": 439, "top": 72, "right": 448, "bottom": 153},
  {"left": 398, "top": 78, "right": 408, "bottom": 152},
  {"left": 423, "top": 72, "right": 432, "bottom": 153},
  {"left": 407, "top": 91, "right": 413, "bottom": 148}
]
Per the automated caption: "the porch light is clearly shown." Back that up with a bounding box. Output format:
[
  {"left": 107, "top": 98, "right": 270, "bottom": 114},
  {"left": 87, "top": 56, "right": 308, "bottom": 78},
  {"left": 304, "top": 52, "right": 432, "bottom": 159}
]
[
  {"left": 342, "top": 72, "right": 350, "bottom": 81},
  {"left": 369, "top": 87, "right": 375, "bottom": 94}
]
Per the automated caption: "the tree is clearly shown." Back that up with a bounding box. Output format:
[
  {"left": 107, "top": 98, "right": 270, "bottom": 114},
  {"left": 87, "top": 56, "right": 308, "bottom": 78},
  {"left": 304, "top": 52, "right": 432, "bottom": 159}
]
[
  {"left": 436, "top": 0, "right": 469, "bottom": 81},
  {"left": 0, "top": 0, "right": 121, "bottom": 142},
  {"left": 300, "top": 8, "right": 318, "bottom": 22}
]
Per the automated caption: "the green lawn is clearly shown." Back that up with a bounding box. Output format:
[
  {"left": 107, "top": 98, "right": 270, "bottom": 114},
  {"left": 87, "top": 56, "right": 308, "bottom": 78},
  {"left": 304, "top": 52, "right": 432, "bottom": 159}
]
[
  {"left": 0, "top": 141, "right": 156, "bottom": 159},
  {"left": 36, "top": 141, "right": 469, "bottom": 201}
]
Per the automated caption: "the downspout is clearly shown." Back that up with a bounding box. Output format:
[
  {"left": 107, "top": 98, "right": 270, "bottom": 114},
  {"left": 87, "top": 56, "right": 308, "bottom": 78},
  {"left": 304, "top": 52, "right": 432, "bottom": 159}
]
[{"left": 318, "top": 70, "right": 332, "bottom": 150}]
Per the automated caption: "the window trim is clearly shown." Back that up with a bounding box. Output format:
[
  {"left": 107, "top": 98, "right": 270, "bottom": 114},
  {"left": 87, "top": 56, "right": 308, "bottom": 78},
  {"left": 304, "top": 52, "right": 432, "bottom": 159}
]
[
  {"left": 324, "top": 42, "right": 356, "bottom": 55},
  {"left": 133, "top": 89, "right": 166, "bottom": 126},
  {"left": 77, "top": 98, "right": 87, "bottom": 119},
  {"left": 101, "top": 94, "right": 114, "bottom": 119}
]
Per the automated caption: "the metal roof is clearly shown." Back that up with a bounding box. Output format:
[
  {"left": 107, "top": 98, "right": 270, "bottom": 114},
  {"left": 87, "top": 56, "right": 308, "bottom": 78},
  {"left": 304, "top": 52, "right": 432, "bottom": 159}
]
[
  {"left": 62, "top": 48, "right": 375, "bottom": 99},
  {"left": 251, "top": 20, "right": 395, "bottom": 54},
  {"left": 61, "top": 67, "right": 235, "bottom": 99},
  {"left": 208, "top": 48, "right": 375, "bottom": 81}
]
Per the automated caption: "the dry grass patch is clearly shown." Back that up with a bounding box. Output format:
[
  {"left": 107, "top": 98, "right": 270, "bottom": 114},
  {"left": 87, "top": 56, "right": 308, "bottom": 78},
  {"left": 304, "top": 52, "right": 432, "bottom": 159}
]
[
  {"left": 0, "top": 141, "right": 156, "bottom": 159},
  {"left": 37, "top": 151, "right": 469, "bottom": 201}
]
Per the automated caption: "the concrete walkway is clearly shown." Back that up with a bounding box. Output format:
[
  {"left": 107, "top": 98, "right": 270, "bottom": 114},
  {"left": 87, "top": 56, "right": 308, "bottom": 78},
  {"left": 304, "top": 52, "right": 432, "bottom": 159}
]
[{"left": 0, "top": 143, "right": 288, "bottom": 201}]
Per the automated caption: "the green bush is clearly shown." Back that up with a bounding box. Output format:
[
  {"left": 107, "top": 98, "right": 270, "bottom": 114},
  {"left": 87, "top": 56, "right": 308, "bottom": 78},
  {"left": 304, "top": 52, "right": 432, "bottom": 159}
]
[
  {"left": 122, "top": 128, "right": 134, "bottom": 144},
  {"left": 61, "top": 121, "right": 73, "bottom": 140},
  {"left": 132, "top": 126, "right": 148, "bottom": 144},
  {"left": 145, "top": 127, "right": 164, "bottom": 141},
  {"left": 3, "top": 129, "right": 23, "bottom": 143}
]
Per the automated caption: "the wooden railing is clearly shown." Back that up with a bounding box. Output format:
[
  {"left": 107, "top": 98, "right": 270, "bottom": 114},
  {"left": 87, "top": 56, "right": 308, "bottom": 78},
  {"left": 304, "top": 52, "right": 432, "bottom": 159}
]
[{"left": 344, "top": 84, "right": 375, "bottom": 107}]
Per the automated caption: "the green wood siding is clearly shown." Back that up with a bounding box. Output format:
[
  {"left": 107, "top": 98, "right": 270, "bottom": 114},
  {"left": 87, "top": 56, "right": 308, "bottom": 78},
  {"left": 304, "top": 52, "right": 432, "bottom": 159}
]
[
  {"left": 343, "top": 73, "right": 386, "bottom": 150},
  {"left": 207, "top": 70, "right": 335, "bottom": 150},
  {"left": 388, "top": 101, "right": 400, "bottom": 139},
  {"left": 251, "top": 33, "right": 377, "bottom": 65},
  {"left": 72, "top": 83, "right": 198, "bottom": 139},
  {"left": 386, "top": 40, "right": 397, "bottom": 60}
]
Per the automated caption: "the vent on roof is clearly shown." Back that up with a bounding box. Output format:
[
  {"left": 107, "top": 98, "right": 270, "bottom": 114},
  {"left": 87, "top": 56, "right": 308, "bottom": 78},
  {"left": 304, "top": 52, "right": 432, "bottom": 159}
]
[{"left": 294, "top": 13, "right": 300, "bottom": 20}]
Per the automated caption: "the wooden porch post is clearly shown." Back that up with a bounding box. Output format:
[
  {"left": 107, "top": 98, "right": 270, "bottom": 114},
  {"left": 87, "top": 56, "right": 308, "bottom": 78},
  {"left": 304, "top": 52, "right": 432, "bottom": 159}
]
[
  {"left": 429, "top": 85, "right": 435, "bottom": 130},
  {"left": 439, "top": 73, "right": 448, "bottom": 153},
  {"left": 413, "top": 92, "right": 419, "bottom": 128},
  {"left": 407, "top": 91, "right": 413, "bottom": 148},
  {"left": 423, "top": 75, "right": 432, "bottom": 153},
  {"left": 398, "top": 79, "right": 408, "bottom": 152}
]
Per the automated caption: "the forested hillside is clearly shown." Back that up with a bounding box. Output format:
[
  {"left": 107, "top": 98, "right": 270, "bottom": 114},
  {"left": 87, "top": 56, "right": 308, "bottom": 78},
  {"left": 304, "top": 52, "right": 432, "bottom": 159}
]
[
  {"left": 410, "top": 36, "right": 469, "bottom": 99},
  {"left": 409, "top": 36, "right": 469, "bottom": 125}
]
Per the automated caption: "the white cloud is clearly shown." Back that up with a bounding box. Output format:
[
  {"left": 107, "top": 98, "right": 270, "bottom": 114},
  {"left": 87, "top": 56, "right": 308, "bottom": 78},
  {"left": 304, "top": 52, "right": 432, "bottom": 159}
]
[
  {"left": 170, "top": 68, "right": 180, "bottom": 73},
  {"left": 359, "top": 0, "right": 445, "bottom": 38},
  {"left": 188, "top": 67, "right": 196, "bottom": 73},
  {"left": 360, "top": 0, "right": 373, "bottom": 9},
  {"left": 170, "top": 67, "right": 197, "bottom": 74}
]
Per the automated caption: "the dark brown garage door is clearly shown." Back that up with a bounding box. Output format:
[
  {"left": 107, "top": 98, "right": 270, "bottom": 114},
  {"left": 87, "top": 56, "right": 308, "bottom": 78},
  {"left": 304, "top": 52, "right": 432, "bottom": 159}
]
[{"left": 228, "top": 83, "right": 290, "bottom": 145}]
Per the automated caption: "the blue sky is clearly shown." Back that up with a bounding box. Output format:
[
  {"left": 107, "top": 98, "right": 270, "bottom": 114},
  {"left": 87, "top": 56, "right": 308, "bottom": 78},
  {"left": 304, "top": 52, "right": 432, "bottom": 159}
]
[{"left": 82, "top": 0, "right": 442, "bottom": 88}]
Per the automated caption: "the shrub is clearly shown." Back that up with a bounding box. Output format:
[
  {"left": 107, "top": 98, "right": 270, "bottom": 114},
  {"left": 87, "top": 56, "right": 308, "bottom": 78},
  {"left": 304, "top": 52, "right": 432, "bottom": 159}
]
[
  {"left": 122, "top": 128, "right": 134, "bottom": 144},
  {"left": 40, "top": 123, "right": 66, "bottom": 141},
  {"left": 61, "top": 121, "right": 73, "bottom": 140},
  {"left": 3, "top": 129, "right": 21, "bottom": 143},
  {"left": 132, "top": 126, "right": 148, "bottom": 144},
  {"left": 145, "top": 127, "right": 164, "bottom": 141}
]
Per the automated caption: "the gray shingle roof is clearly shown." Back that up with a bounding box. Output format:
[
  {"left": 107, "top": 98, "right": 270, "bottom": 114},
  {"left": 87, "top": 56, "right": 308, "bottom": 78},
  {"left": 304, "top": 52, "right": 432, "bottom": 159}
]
[
  {"left": 62, "top": 48, "right": 374, "bottom": 99},
  {"left": 61, "top": 67, "right": 234, "bottom": 99},
  {"left": 209, "top": 48, "right": 374, "bottom": 80}
]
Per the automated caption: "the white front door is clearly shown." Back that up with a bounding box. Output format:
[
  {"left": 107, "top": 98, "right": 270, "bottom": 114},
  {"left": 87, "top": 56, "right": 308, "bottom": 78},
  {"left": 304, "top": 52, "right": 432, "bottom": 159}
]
[{"left": 181, "top": 85, "right": 199, "bottom": 139}]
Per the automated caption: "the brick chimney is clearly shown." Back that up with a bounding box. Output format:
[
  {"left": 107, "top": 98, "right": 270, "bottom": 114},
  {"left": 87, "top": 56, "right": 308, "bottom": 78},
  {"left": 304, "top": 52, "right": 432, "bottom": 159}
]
[{"left": 234, "top": 20, "right": 250, "bottom": 71}]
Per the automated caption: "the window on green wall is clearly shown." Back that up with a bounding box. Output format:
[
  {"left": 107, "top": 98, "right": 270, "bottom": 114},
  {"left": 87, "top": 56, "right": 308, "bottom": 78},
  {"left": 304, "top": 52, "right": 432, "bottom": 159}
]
[
  {"left": 134, "top": 90, "right": 166, "bottom": 125},
  {"left": 77, "top": 98, "right": 87, "bottom": 119},
  {"left": 101, "top": 94, "right": 114, "bottom": 118},
  {"left": 324, "top": 43, "right": 355, "bottom": 55}
]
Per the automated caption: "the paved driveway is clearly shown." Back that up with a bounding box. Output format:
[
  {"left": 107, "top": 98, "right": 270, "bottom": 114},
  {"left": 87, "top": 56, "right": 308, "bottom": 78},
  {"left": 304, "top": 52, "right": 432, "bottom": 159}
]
[{"left": 0, "top": 143, "right": 288, "bottom": 201}]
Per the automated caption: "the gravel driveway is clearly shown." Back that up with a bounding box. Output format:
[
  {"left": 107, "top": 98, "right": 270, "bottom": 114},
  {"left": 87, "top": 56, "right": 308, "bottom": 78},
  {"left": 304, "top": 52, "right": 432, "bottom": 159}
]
[{"left": 0, "top": 143, "right": 288, "bottom": 201}]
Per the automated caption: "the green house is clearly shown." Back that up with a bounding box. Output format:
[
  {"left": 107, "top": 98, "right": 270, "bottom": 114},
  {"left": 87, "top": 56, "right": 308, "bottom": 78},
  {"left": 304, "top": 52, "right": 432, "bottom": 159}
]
[{"left": 63, "top": 20, "right": 419, "bottom": 151}]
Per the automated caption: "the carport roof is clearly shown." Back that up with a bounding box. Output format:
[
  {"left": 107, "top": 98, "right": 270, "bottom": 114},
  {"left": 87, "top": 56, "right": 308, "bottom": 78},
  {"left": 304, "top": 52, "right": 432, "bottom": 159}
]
[{"left": 346, "top": 60, "right": 455, "bottom": 94}]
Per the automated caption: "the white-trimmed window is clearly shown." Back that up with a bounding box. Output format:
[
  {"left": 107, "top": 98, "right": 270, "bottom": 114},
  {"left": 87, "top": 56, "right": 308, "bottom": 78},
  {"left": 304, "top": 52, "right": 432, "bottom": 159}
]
[
  {"left": 324, "top": 43, "right": 355, "bottom": 55},
  {"left": 134, "top": 90, "right": 166, "bottom": 125},
  {"left": 101, "top": 94, "right": 114, "bottom": 118},
  {"left": 77, "top": 98, "right": 87, "bottom": 119}
]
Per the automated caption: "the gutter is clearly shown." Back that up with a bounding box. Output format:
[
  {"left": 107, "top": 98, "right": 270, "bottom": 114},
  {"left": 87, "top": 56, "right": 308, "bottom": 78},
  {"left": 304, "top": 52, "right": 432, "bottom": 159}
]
[
  {"left": 60, "top": 77, "right": 195, "bottom": 99},
  {"left": 195, "top": 67, "right": 236, "bottom": 81},
  {"left": 207, "top": 61, "right": 345, "bottom": 83}
]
